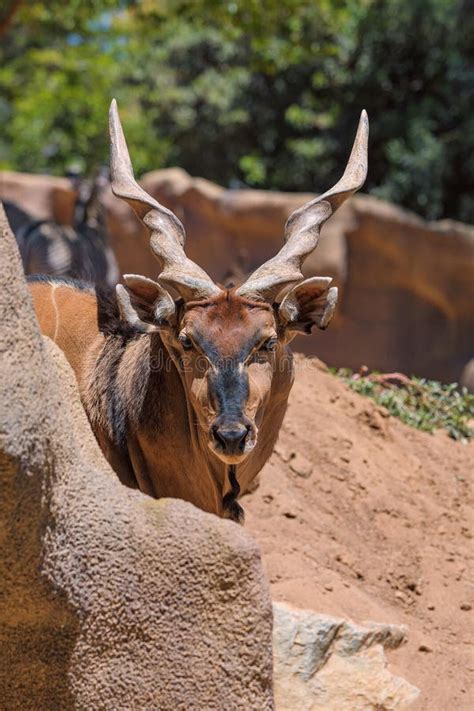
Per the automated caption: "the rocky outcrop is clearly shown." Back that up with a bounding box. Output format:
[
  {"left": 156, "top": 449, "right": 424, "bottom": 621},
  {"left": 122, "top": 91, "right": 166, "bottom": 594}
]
[
  {"left": 0, "top": 203, "right": 274, "bottom": 710},
  {"left": 273, "top": 603, "right": 419, "bottom": 711},
  {"left": 2, "top": 168, "right": 472, "bottom": 382},
  {"left": 342, "top": 196, "right": 474, "bottom": 382},
  {"left": 0, "top": 169, "right": 75, "bottom": 223}
]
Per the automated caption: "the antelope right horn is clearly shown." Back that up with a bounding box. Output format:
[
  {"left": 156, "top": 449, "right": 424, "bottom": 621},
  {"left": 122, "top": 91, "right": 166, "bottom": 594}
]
[{"left": 236, "top": 110, "right": 369, "bottom": 302}]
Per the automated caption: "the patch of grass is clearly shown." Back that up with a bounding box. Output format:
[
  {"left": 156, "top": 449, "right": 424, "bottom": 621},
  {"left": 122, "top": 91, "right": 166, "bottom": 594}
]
[{"left": 333, "top": 368, "right": 474, "bottom": 441}]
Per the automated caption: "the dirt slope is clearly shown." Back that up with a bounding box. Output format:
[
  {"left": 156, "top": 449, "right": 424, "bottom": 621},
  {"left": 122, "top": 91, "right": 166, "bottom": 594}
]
[{"left": 245, "top": 355, "right": 473, "bottom": 711}]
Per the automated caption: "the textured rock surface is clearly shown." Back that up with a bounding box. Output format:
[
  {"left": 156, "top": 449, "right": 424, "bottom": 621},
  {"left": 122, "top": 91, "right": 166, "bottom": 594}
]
[
  {"left": 273, "top": 602, "right": 419, "bottom": 711},
  {"left": 0, "top": 169, "right": 76, "bottom": 223},
  {"left": 460, "top": 358, "right": 474, "bottom": 392},
  {"left": 341, "top": 196, "right": 474, "bottom": 382},
  {"left": 0, "top": 203, "right": 274, "bottom": 710},
  {"left": 2, "top": 168, "right": 472, "bottom": 381}
]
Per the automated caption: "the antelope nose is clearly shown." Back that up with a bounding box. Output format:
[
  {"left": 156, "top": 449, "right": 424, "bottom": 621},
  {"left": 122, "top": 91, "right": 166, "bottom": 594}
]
[{"left": 212, "top": 424, "right": 249, "bottom": 455}]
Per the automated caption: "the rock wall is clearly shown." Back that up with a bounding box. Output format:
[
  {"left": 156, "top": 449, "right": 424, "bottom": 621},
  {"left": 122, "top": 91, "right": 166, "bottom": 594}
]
[
  {"left": 0, "top": 204, "right": 274, "bottom": 710},
  {"left": 2, "top": 168, "right": 472, "bottom": 382},
  {"left": 0, "top": 170, "right": 76, "bottom": 224},
  {"left": 343, "top": 197, "right": 474, "bottom": 381}
]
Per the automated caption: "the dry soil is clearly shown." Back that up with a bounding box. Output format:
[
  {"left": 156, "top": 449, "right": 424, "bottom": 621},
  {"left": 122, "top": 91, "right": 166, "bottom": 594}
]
[{"left": 245, "top": 354, "right": 473, "bottom": 711}]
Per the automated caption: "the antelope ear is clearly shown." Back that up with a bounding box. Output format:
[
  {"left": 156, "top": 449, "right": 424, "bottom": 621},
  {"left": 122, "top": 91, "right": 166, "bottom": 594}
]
[
  {"left": 116, "top": 274, "right": 177, "bottom": 332},
  {"left": 278, "top": 277, "right": 338, "bottom": 334}
]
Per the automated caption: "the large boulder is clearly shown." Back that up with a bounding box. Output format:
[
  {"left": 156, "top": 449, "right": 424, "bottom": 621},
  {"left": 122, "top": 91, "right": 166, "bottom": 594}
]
[
  {"left": 0, "top": 204, "right": 274, "bottom": 710},
  {"left": 273, "top": 603, "right": 419, "bottom": 711}
]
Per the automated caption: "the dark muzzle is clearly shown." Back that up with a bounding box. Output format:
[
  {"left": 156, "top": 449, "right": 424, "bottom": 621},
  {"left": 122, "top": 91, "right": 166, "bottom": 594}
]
[{"left": 211, "top": 423, "right": 250, "bottom": 456}]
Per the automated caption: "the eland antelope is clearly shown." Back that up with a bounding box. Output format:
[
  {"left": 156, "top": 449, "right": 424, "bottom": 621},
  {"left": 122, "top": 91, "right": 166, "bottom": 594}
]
[{"left": 29, "top": 101, "right": 368, "bottom": 521}]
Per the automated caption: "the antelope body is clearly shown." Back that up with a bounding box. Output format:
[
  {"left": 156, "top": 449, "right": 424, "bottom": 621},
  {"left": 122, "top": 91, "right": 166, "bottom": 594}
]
[{"left": 29, "top": 101, "right": 368, "bottom": 520}]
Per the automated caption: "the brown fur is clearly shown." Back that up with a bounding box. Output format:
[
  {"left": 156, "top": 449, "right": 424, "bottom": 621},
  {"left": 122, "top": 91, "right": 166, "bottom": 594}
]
[{"left": 29, "top": 278, "right": 293, "bottom": 518}]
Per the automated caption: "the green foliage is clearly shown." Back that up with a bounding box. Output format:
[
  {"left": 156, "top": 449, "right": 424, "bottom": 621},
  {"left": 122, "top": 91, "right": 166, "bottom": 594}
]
[
  {"left": 1, "top": 0, "right": 473, "bottom": 221},
  {"left": 0, "top": 1, "right": 123, "bottom": 173},
  {"left": 335, "top": 369, "right": 474, "bottom": 441}
]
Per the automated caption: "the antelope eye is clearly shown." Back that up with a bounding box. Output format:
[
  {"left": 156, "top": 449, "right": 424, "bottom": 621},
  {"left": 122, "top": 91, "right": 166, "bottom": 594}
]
[
  {"left": 260, "top": 337, "right": 278, "bottom": 352},
  {"left": 179, "top": 334, "right": 194, "bottom": 351}
]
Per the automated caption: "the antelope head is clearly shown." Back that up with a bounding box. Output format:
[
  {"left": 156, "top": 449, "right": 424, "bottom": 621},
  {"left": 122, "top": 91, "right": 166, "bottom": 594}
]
[{"left": 110, "top": 100, "right": 368, "bottom": 464}]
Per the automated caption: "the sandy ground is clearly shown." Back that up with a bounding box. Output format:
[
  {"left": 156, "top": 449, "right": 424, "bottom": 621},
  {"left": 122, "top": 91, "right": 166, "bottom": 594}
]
[{"left": 244, "top": 354, "right": 473, "bottom": 711}]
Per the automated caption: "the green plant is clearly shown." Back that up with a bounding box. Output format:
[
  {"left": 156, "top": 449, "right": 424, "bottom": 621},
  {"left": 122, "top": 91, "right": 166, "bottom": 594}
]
[
  {"left": 334, "top": 369, "right": 474, "bottom": 441},
  {"left": 1, "top": 0, "right": 473, "bottom": 222}
]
